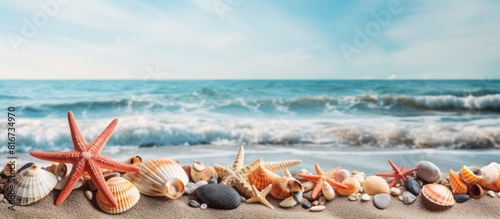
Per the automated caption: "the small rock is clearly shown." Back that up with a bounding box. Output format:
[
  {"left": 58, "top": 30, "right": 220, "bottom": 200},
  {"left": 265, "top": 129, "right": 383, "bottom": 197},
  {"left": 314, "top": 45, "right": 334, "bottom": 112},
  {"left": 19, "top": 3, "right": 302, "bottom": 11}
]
[
  {"left": 487, "top": 190, "right": 495, "bottom": 197},
  {"left": 373, "top": 194, "right": 391, "bottom": 210},
  {"left": 398, "top": 195, "right": 403, "bottom": 201},
  {"left": 310, "top": 205, "right": 325, "bottom": 212},
  {"left": 301, "top": 201, "right": 311, "bottom": 209},
  {"left": 318, "top": 196, "right": 326, "bottom": 205},
  {"left": 240, "top": 196, "right": 246, "bottom": 202},
  {"left": 2, "top": 198, "right": 8, "bottom": 203},
  {"left": 312, "top": 200, "right": 319, "bottom": 206},
  {"left": 358, "top": 186, "right": 364, "bottom": 193},
  {"left": 279, "top": 196, "right": 298, "bottom": 208},
  {"left": 390, "top": 187, "right": 401, "bottom": 196},
  {"left": 84, "top": 190, "right": 93, "bottom": 201},
  {"left": 200, "top": 203, "right": 208, "bottom": 210},
  {"left": 183, "top": 188, "right": 190, "bottom": 196},
  {"left": 416, "top": 161, "right": 441, "bottom": 183},
  {"left": 186, "top": 182, "right": 196, "bottom": 189},
  {"left": 497, "top": 192, "right": 500, "bottom": 198},
  {"left": 348, "top": 194, "right": 359, "bottom": 201},
  {"left": 395, "top": 183, "right": 401, "bottom": 188},
  {"left": 303, "top": 190, "right": 321, "bottom": 201},
  {"left": 405, "top": 178, "right": 420, "bottom": 196},
  {"left": 302, "top": 181, "right": 316, "bottom": 193},
  {"left": 402, "top": 191, "right": 416, "bottom": 205},
  {"left": 194, "top": 184, "right": 241, "bottom": 210},
  {"left": 207, "top": 176, "right": 217, "bottom": 184},
  {"left": 293, "top": 191, "right": 303, "bottom": 202},
  {"left": 189, "top": 200, "right": 201, "bottom": 208},
  {"left": 454, "top": 194, "right": 471, "bottom": 203},
  {"left": 361, "top": 194, "right": 370, "bottom": 202}
]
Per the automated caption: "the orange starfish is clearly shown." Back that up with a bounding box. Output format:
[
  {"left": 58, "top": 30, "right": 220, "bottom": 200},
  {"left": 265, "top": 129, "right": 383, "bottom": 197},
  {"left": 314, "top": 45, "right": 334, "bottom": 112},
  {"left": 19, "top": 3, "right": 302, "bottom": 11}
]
[
  {"left": 30, "top": 111, "right": 140, "bottom": 207},
  {"left": 376, "top": 160, "right": 418, "bottom": 188},
  {"left": 298, "top": 163, "right": 347, "bottom": 199}
]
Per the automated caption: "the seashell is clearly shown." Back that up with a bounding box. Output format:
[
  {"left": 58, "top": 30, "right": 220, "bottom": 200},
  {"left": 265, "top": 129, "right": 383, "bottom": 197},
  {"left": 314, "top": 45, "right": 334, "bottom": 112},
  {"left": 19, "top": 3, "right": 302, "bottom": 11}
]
[
  {"left": 3, "top": 159, "right": 16, "bottom": 176},
  {"left": 334, "top": 169, "right": 350, "bottom": 183},
  {"left": 362, "top": 176, "right": 390, "bottom": 195},
  {"left": 182, "top": 165, "right": 193, "bottom": 182},
  {"left": 448, "top": 169, "right": 468, "bottom": 194},
  {"left": 278, "top": 196, "right": 298, "bottom": 208},
  {"left": 321, "top": 181, "right": 335, "bottom": 201},
  {"left": 270, "top": 170, "right": 303, "bottom": 200},
  {"left": 459, "top": 165, "right": 482, "bottom": 185},
  {"left": 85, "top": 190, "right": 93, "bottom": 201},
  {"left": 13, "top": 164, "right": 58, "bottom": 205},
  {"left": 123, "top": 159, "right": 188, "bottom": 199},
  {"left": 480, "top": 175, "right": 500, "bottom": 192},
  {"left": 190, "top": 160, "right": 216, "bottom": 183},
  {"left": 336, "top": 178, "right": 360, "bottom": 196},
  {"left": 55, "top": 175, "right": 84, "bottom": 190},
  {"left": 468, "top": 184, "right": 483, "bottom": 199},
  {"left": 422, "top": 184, "right": 455, "bottom": 207},
  {"left": 310, "top": 205, "right": 326, "bottom": 212},
  {"left": 96, "top": 177, "right": 140, "bottom": 214},
  {"left": 480, "top": 164, "right": 499, "bottom": 185},
  {"left": 248, "top": 165, "right": 278, "bottom": 191},
  {"left": 124, "top": 155, "right": 142, "bottom": 166},
  {"left": 352, "top": 174, "right": 365, "bottom": 183},
  {"left": 302, "top": 181, "right": 316, "bottom": 192},
  {"left": 44, "top": 163, "right": 68, "bottom": 178}
]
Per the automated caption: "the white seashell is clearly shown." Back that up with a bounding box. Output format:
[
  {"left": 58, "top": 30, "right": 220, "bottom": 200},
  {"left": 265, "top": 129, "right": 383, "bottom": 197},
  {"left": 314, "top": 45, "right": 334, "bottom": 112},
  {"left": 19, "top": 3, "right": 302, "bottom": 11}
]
[
  {"left": 123, "top": 159, "right": 188, "bottom": 199},
  {"left": 481, "top": 164, "right": 499, "bottom": 185},
  {"left": 361, "top": 193, "right": 371, "bottom": 202},
  {"left": 278, "top": 196, "right": 298, "bottom": 208},
  {"left": 310, "top": 205, "right": 325, "bottom": 212},
  {"left": 96, "top": 177, "right": 140, "bottom": 214},
  {"left": 321, "top": 181, "right": 335, "bottom": 201},
  {"left": 13, "top": 164, "right": 58, "bottom": 205},
  {"left": 334, "top": 169, "right": 350, "bottom": 183},
  {"left": 85, "top": 190, "right": 93, "bottom": 201},
  {"left": 302, "top": 181, "right": 316, "bottom": 192}
]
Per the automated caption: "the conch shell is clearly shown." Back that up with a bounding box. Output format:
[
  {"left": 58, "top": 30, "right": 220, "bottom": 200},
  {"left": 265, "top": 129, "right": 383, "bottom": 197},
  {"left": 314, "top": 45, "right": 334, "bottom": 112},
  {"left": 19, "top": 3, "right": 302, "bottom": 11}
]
[
  {"left": 248, "top": 164, "right": 278, "bottom": 190},
  {"left": 459, "top": 165, "right": 482, "bottom": 185},
  {"left": 270, "top": 169, "right": 303, "bottom": 200},
  {"left": 190, "top": 160, "right": 216, "bottom": 183},
  {"left": 448, "top": 169, "right": 468, "bottom": 194}
]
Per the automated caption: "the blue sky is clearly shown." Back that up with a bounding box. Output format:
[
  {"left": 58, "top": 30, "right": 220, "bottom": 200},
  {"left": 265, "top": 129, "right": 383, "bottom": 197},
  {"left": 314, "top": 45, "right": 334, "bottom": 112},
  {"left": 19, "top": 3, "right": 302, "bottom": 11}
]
[{"left": 0, "top": 0, "right": 499, "bottom": 79}]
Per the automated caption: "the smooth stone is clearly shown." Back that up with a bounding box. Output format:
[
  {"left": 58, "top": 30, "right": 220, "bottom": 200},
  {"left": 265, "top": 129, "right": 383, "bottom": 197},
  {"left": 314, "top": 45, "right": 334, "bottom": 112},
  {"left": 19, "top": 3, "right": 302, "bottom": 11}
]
[
  {"left": 186, "top": 182, "right": 196, "bottom": 189},
  {"left": 189, "top": 200, "right": 201, "bottom": 208},
  {"left": 398, "top": 195, "right": 403, "bottom": 201},
  {"left": 318, "top": 196, "right": 326, "bottom": 205},
  {"left": 194, "top": 184, "right": 241, "bottom": 210},
  {"left": 200, "top": 203, "right": 207, "bottom": 210},
  {"left": 416, "top": 161, "right": 441, "bottom": 183},
  {"left": 302, "top": 181, "right": 316, "bottom": 193},
  {"left": 293, "top": 191, "right": 303, "bottom": 202},
  {"left": 85, "top": 190, "right": 93, "bottom": 201},
  {"left": 454, "top": 194, "right": 471, "bottom": 203},
  {"left": 361, "top": 194, "right": 371, "bottom": 202},
  {"left": 279, "top": 196, "right": 298, "bottom": 208},
  {"left": 390, "top": 187, "right": 401, "bottom": 196},
  {"left": 405, "top": 178, "right": 420, "bottom": 196},
  {"left": 240, "top": 196, "right": 246, "bottom": 202},
  {"left": 310, "top": 205, "right": 325, "bottom": 212},
  {"left": 2, "top": 198, "right": 8, "bottom": 203},
  {"left": 487, "top": 190, "right": 495, "bottom": 197},
  {"left": 303, "top": 190, "right": 321, "bottom": 201},
  {"left": 56, "top": 176, "right": 84, "bottom": 190},
  {"left": 402, "top": 191, "right": 416, "bottom": 205},
  {"left": 312, "top": 200, "right": 319, "bottom": 206},
  {"left": 373, "top": 194, "right": 391, "bottom": 210},
  {"left": 348, "top": 194, "right": 359, "bottom": 202},
  {"left": 207, "top": 176, "right": 217, "bottom": 184},
  {"left": 301, "top": 201, "right": 311, "bottom": 209},
  {"left": 184, "top": 188, "right": 190, "bottom": 196}
]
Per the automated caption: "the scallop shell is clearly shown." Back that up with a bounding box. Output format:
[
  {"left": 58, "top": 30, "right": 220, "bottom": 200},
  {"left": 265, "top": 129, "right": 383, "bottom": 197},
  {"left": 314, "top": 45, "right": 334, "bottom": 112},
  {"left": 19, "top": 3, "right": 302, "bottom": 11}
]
[
  {"left": 422, "top": 184, "right": 455, "bottom": 207},
  {"left": 44, "top": 163, "right": 68, "bottom": 178},
  {"left": 13, "top": 164, "right": 58, "bottom": 205},
  {"left": 480, "top": 164, "right": 499, "bottom": 185},
  {"left": 448, "top": 169, "right": 468, "bottom": 194},
  {"left": 190, "top": 160, "right": 216, "bottom": 183},
  {"left": 336, "top": 178, "right": 360, "bottom": 196},
  {"left": 96, "top": 177, "right": 140, "bottom": 214},
  {"left": 459, "top": 165, "right": 482, "bottom": 185},
  {"left": 321, "top": 181, "right": 335, "bottom": 201},
  {"left": 248, "top": 165, "right": 278, "bottom": 190},
  {"left": 123, "top": 159, "right": 188, "bottom": 199},
  {"left": 334, "top": 169, "right": 351, "bottom": 183},
  {"left": 270, "top": 170, "right": 303, "bottom": 200},
  {"left": 124, "top": 156, "right": 142, "bottom": 166},
  {"left": 468, "top": 184, "right": 483, "bottom": 199},
  {"left": 362, "top": 176, "right": 390, "bottom": 195}
]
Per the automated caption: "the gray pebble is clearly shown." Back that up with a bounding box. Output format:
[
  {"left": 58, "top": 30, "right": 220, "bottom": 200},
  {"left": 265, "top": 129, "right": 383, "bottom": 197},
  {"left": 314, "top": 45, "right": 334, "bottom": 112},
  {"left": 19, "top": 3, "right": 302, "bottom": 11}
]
[
  {"left": 402, "top": 191, "right": 416, "bottom": 205},
  {"left": 194, "top": 184, "right": 241, "bottom": 209},
  {"left": 303, "top": 190, "right": 322, "bottom": 201},
  {"left": 183, "top": 188, "right": 190, "bottom": 196},
  {"left": 301, "top": 201, "right": 311, "bottom": 209},
  {"left": 240, "top": 196, "right": 246, "bottom": 202},
  {"left": 405, "top": 178, "right": 420, "bottom": 196},
  {"left": 207, "top": 176, "right": 217, "bottom": 184},
  {"left": 189, "top": 200, "right": 201, "bottom": 208},
  {"left": 416, "top": 161, "right": 441, "bottom": 183},
  {"left": 373, "top": 194, "right": 391, "bottom": 210},
  {"left": 2, "top": 198, "right": 8, "bottom": 203},
  {"left": 454, "top": 194, "right": 471, "bottom": 203}
]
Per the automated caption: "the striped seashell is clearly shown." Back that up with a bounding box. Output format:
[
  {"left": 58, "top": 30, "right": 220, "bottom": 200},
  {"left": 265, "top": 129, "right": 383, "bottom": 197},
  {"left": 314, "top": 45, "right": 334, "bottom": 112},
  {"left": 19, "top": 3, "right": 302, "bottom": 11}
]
[
  {"left": 480, "top": 164, "right": 499, "bottom": 185},
  {"left": 459, "top": 165, "right": 482, "bottom": 185},
  {"left": 270, "top": 170, "right": 303, "bottom": 200},
  {"left": 248, "top": 165, "right": 278, "bottom": 190},
  {"left": 479, "top": 174, "right": 500, "bottom": 192},
  {"left": 190, "top": 160, "right": 216, "bottom": 183},
  {"left": 44, "top": 163, "right": 68, "bottom": 178},
  {"left": 334, "top": 169, "right": 351, "bottom": 183},
  {"left": 13, "top": 164, "right": 58, "bottom": 205},
  {"left": 448, "top": 169, "right": 468, "bottom": 194},
  {"left": 422, "top": 184, "right": 455, "bottom": 207},
  {"left": 123, "top": 159, "right": 188, "bottom": 199},
  {"left": 468, "top": 184, "right": 483, "bottom": 199},
  {"left": 362, "top": 176, "right": 390, "bottom": 195},
  {"left": 96, "top": 177, "right": 140, "bottom": 214},
  {"left": 124, "top": 156, "right": 142, "bottom": 166},
  {"left": 321, "top": 181, "right": 335, "bottom": 201},
  {"left": 336, "top": 178, "right": 361, "bottom": 196}
]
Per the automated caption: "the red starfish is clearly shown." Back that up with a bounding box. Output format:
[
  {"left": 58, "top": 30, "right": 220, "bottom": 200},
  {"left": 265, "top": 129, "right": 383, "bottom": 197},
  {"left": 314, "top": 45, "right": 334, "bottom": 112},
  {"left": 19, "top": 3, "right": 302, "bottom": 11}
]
[
  {"left": 298, "top": 163, "right": 347, "bottom": 199},
  {"left": 30, "top": 111, "right": 140, "bottom": 207},
  {"left": 376, "top": 160, "right": 418, "bottom": 188}
]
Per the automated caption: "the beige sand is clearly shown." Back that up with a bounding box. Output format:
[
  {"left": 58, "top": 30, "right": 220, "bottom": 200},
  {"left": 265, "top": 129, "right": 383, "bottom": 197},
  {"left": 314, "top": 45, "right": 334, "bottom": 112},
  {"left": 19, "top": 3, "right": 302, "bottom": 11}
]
[{"left": 2, "top": 185, "right": 499, "bottom": 219}]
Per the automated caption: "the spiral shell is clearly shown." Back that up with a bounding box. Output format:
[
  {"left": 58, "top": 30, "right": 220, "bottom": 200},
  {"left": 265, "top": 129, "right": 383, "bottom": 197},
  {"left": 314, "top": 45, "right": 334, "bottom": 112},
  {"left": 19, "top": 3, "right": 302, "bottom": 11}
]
[
  {"left": 468, "top": 184, "right": 483, "bottom": 199},
  {"left": 448, "top": 169, "right": 468, "bottom": 194},
  {"left": 12, "top": 164, "right": 58, "bottom": 205},
  {"left": 123, "top": 159, "right": 188, "bottom": 199},
  {"left": 124, "top": 156, "right": 142, "bottom": 166},
  {"left": 422, "top": 184, "right": 455, "bottom": 207},
  {"left": 459, "top": 165, "right": 482, "bottom": 185},
  {"left": 336, "top": 178, "right": 360, "bottom": 196},
  {"left": 190, "top": 160, "right": 216, "bottom": 183},
  {"left": 480, "top": 164, "right": 499, "bottom": 185},
  {"left": 362, "top": 176, "right": 389, "bottom": 195},
  {"left": 96, "top": 177, "right": 140, "bottom": 214},
  {"left": 321, "top": 181, "right": 335, "bottom": 201},
  {"left": 334, "top": 169, "right": 351, "bottom": 183},
  {"left": 44, "top": 163, "right": 68, "bottom": 178},
  {"left": 270, "top": 170, "right": 303, "bottom": 200}
]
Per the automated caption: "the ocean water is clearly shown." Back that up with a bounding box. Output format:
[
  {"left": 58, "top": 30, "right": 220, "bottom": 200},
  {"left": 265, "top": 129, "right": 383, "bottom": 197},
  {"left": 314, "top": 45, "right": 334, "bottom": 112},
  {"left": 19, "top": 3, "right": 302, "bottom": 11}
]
[{"left": 0, "top": 80, "right": 499, "bottom": 153}]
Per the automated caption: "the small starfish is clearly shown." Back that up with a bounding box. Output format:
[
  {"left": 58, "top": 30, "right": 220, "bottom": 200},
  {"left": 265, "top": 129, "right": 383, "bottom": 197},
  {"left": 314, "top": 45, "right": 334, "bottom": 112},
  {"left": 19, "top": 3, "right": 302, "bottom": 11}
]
[
  {"left": 30, "top": 111, "right": 140, "bottom": 207},
  {"left": 376, "top": 160, "right": 418, "bottom": 188},
  {"left": 298, "top": 163, "right": 347, "bottom": 199},
  {"left": 246, "top": 184, "right": 274, "bottom": 209},
  {"left": 214, "top": 146, "right": 262, "bottom": 198}
]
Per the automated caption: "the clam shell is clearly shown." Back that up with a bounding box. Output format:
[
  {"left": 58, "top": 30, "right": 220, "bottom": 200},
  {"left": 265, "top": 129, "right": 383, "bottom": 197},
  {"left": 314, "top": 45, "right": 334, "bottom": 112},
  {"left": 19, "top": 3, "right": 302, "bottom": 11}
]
[
  {"left": 336, "top": 178, "right": 360, "bottom": 196},
  {"left": 362, "top": 176, "right": 390, "bottom": 195},
  {"left": 13, "top": 164, "right": 58, "bottom": 205},
  {"left": 468, "top": 184, "right": 483, "bottom": 199},
  {"left": 422, "top": 184, "right": 455, "bottom": 207},
  {"left": 448, "top": 169, "right": 468, "bottom": 194},
  {"left": 124, "top": 156, "right": 142, "bottom": 166},
  {"left": 459, "top": 165, "right": 482, "bottom": 185},
  {"left": 190, "top": 161, "right": 216, "bottom": 183},
  {"left": 248, "top": 165, "right": 278, "bottom": 191},
  {"left": 123, "top": 159, "right": 188, "bottom": 199},
  {"left": 334, "top": 169, "right": 350, "bottom": 183},
  {"left": 270, "top": 174, "right": 303, "bottom": 200},
  {"left": 96, "top": 177, "right": 140, "bottom": 214},
  {"left": 321, "top": 181, "right": 335, "bottom": 201},
  {"left": 480, "top": 164, "right": 499, "bottom": 185}
]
